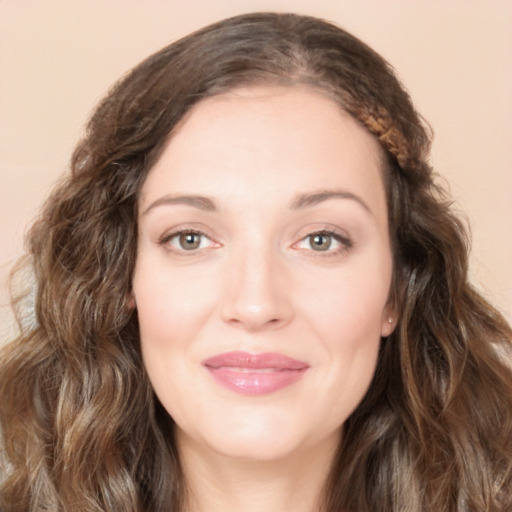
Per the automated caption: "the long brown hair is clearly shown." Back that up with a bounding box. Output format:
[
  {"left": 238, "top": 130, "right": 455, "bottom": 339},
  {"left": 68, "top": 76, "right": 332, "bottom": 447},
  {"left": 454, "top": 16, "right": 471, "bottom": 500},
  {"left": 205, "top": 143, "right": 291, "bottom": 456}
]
[{"left": 1, "top": 12, "right": 511, "bottom": 512}]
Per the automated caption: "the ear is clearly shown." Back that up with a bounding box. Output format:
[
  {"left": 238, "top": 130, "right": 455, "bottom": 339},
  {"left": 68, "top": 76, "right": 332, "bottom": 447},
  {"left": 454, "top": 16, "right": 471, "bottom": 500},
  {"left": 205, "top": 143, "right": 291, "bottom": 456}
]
[
  {"left": 127, "top": 292, "right": 136, "bottom": 310},
  {"left": 380, "top": 304, "right": 397, "bottom": 338}
]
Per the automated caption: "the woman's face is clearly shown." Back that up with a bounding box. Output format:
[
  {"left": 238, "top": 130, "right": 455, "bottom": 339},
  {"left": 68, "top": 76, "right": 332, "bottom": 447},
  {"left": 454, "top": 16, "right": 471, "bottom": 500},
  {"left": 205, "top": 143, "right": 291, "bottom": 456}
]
[{"left": 132, "top": 86, "right": 395, "bottom": 462}]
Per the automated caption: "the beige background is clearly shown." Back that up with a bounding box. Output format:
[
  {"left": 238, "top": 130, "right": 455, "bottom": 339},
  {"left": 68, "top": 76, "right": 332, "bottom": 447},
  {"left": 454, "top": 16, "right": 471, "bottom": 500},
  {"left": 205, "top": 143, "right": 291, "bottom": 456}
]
[{"left": 1, "top": 0, "right": 512, "bottom": 342}]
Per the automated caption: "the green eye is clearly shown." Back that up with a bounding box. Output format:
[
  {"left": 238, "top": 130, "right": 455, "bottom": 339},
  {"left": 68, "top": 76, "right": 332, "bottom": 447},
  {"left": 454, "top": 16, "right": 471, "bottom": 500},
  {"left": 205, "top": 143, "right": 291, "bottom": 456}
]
[
  {"left": 160, "top": 230, "right": 214, "bottom": 252},
  {"left": 178, "top": 232, "right": 202, "bottom": 250},
  {"left": 309, "top": 233, "right": 333, "bottom": 251},
  {"left": 294, "top": 230, "right": 352, "bottom": 254}
]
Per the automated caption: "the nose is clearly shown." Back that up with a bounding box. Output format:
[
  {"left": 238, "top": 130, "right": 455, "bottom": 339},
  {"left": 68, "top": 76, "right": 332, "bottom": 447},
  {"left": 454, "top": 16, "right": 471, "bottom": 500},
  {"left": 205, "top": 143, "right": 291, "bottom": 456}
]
[{"left": 220, "top": 249, "right": 294, "bottom": 332}]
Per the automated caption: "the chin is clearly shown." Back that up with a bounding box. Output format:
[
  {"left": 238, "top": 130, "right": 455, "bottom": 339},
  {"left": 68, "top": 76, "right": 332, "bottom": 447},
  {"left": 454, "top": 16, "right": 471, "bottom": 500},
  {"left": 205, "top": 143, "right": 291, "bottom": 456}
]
[
  {"left": 176, "top": 404, "right": 339, "bottom": 463},
  {"left": 199, "top": 432, "right": 307, "bottom": 462}
]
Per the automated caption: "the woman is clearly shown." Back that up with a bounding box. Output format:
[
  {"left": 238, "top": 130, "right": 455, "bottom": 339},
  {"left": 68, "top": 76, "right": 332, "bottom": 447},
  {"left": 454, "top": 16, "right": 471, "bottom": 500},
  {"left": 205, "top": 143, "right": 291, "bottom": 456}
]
[{"left": 1, "top": 12, "right": 511, "bottom": 512}]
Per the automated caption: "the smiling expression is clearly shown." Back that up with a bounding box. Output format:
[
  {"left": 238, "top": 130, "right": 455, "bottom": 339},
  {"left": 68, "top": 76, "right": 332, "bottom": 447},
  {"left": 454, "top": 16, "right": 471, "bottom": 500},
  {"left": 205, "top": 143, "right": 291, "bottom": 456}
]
[{"left": 132, "top": 85, "right": 395, "bottom": 461}]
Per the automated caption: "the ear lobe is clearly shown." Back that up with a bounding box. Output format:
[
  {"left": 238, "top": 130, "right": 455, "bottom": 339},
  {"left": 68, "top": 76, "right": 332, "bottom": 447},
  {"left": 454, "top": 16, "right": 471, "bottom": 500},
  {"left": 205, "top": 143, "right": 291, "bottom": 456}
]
[
  {"left": 127, "top": 293, "right": 136, "bottom": 310},
  {"left": 380, "top": 306, "right": 397, "bottom": 338}
]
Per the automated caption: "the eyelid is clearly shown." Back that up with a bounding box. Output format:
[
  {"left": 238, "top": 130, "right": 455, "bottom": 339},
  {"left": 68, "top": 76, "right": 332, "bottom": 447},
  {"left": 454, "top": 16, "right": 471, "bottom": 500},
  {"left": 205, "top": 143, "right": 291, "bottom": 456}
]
[
  {"left": 291, "top": 227, "right": 353, "bottom": 255},
  {"left": 158, "top": 226, "right": 221, "bottom": 253}
]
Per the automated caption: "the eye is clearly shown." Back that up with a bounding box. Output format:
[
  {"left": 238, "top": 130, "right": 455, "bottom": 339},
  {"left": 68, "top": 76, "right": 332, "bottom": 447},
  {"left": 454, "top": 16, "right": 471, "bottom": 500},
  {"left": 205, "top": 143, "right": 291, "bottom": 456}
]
[
  {"left": 159, "top": 229, "right": 217, "bottom": 252},
  {"left": 307, "top": 233, "right": 335, "bottom": 251},
  {"left": 294, "top": 230, "right": 352, "bottom": 253}
]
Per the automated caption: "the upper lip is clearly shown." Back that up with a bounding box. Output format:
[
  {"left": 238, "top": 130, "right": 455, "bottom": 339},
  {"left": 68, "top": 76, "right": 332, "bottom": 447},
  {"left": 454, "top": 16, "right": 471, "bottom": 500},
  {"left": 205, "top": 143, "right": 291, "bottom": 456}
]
[{"left": 202, "top": 351, "right": 310, "bottom": 370}]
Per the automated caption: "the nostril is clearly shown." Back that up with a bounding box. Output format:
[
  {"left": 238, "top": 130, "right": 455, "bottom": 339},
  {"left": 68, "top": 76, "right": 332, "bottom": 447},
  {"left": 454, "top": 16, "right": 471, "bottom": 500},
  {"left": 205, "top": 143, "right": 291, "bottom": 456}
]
[{"left": 220, "top": 261, "right": 294, "bottom": 330}]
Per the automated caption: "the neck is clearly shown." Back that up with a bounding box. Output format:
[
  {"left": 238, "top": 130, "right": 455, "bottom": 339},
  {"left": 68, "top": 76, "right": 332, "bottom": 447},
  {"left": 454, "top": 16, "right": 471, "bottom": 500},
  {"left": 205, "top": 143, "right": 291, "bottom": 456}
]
[{"left": 178, "top": 431, "right": 339, "bottom": 512}]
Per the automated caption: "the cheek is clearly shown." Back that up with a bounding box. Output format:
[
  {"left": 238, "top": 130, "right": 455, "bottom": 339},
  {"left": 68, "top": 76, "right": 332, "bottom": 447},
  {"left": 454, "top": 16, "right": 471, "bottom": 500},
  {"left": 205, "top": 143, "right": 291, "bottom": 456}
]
[
  {"left": 310, "top": 282, "right": 385, "bottom": 420},
  {"left": 133, "top": 260, "right": 218, "bottom": 345},
  {"left": 298, "top": 254, "right": 391, "bottom": 399},
  {"left": 313, "top": 285, "right": 384, "bottom": 373},
  {"left": 301, "top": 258, "right": 391, "bottom": 339},
  {"left": 132, "top": 265, "right": 215, "bottom": 415}
]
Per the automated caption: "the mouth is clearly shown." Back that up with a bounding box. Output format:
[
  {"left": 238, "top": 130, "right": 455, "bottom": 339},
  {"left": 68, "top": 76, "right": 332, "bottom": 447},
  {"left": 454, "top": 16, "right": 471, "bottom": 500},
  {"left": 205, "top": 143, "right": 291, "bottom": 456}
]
[{"left": 202, "top": 351, "right": 310, "bottom": 396}]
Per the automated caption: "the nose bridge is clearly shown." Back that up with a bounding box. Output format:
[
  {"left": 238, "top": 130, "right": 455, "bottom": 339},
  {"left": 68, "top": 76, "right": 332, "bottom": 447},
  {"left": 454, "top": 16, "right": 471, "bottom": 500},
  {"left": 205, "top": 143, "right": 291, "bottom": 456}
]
[{"left": 221, "top": 238, "right": 293, "bottom": 330}]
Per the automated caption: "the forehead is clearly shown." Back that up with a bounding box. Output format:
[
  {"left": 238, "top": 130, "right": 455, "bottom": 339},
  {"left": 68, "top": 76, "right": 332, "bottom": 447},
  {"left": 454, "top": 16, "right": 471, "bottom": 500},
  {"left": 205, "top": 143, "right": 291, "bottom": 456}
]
[{"left": 140, "top": 85, "right": 387, "bottom": 218}]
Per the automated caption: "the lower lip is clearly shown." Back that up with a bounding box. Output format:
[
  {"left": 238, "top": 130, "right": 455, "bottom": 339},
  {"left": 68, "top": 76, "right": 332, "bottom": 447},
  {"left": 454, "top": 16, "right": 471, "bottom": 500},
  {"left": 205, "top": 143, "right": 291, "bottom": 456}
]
[{"left": 205, "top": 367, "right": 308, "bottom": 396}]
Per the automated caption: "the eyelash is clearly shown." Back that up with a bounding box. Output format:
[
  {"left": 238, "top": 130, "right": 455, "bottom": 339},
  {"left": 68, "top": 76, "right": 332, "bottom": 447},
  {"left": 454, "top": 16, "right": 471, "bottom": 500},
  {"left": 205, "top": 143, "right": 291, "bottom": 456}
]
[
  {"left": 293, "top": 230, "right": 353, "bottom": 256},
  {"left": 157, "top": 228, "right": 353, "bottom": 256},
  {"left": 158, "top": 228, "right": 217, "bottom": 253}
]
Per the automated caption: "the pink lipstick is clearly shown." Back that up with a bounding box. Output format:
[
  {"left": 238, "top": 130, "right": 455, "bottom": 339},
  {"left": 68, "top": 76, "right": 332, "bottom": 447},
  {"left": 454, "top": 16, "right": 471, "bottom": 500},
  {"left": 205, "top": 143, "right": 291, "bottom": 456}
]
[{"left": 202, "top": 351, "right": 309, "bottom": 395}]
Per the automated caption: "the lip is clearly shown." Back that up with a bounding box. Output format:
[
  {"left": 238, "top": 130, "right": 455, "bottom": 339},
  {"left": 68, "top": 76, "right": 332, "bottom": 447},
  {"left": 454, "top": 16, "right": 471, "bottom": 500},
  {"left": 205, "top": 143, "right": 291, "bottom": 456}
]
[{"left": 202, "top": 351, "right": 310, "bottom": 396}]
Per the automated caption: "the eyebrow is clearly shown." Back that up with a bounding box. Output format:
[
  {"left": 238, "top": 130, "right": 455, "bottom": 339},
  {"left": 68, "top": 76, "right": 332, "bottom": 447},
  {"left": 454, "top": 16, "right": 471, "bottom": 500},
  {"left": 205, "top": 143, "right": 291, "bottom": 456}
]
[
  {"left": 290, "top": 189, "right": 371, "bottom": 213},
  {"left": 142, "top": 194, "right": 217, "bottom": 215},
  {"left": 142, "top": 189, "right": 371, "bottom": 216}
]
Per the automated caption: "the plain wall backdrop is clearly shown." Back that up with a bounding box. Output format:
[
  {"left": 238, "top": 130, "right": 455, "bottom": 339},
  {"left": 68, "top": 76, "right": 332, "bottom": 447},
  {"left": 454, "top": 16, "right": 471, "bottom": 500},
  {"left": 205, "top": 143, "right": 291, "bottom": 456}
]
[{"left": 1, "top": 0, "right": 512, "bottom": 342}]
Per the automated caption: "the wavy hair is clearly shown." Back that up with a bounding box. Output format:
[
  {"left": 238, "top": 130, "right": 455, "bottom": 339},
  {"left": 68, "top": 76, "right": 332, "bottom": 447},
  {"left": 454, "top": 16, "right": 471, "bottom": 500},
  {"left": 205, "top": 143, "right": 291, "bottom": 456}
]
[{"left": 1, "top": 12, "right": 511, "bottom": 512}]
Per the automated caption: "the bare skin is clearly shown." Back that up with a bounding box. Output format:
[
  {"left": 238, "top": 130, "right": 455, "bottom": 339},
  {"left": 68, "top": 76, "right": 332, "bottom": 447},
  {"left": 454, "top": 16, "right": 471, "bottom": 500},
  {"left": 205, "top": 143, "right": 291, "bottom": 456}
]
[{"left": 133, "top": 85, "right": 395, "bottom": 511}]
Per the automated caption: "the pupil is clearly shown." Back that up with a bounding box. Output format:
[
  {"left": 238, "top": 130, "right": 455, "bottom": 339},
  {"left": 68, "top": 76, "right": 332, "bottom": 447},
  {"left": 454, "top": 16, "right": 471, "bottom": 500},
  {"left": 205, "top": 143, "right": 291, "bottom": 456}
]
[
  {"left": 312, "top": 234, "right": 331, "bottom": 251},
  {"left": 180, "top": 233, "right": 200, "bottom": 250}
]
